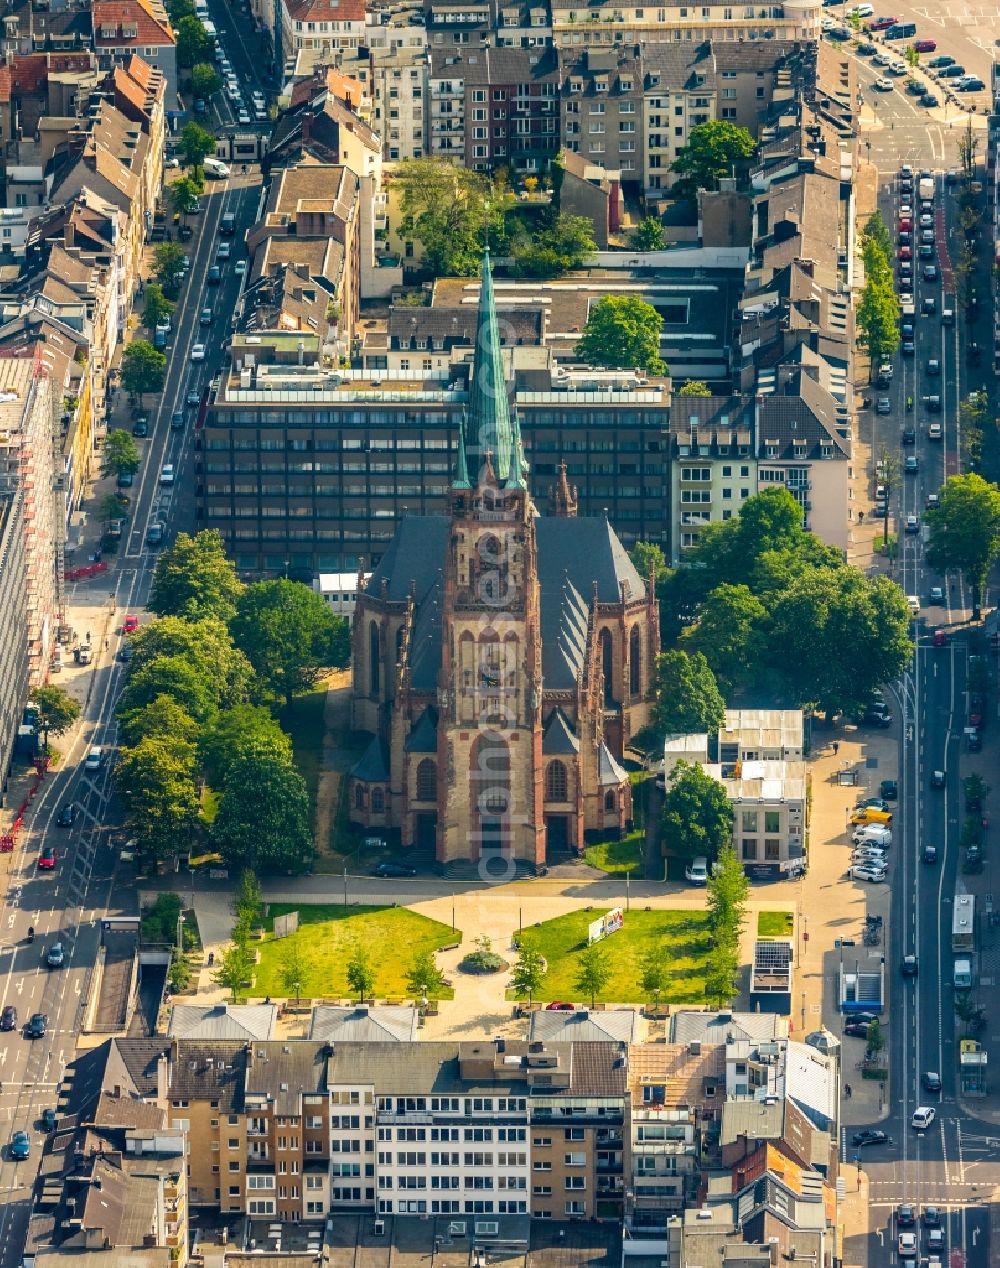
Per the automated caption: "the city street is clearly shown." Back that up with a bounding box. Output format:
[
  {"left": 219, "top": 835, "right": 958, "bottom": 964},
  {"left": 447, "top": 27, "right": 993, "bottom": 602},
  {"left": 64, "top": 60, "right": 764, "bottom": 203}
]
[{"left": 0, "top": 107, "right": 266, "bottom": 1268}]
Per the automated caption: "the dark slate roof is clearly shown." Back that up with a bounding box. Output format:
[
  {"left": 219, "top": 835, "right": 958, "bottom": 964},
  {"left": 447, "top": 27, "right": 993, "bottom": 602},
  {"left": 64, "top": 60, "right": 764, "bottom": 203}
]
[
  {"left": 352, "top": 734, "right": 390, "bottom": 782},
  {"left": 598, "top": 743, "right": 628, "bottom": 787},
  {"left": 542, "top": 708, "right": 580, "bottom": 755},
  {"left": 367, "top": 513, "right": 644, "bottom": 695},
  {"left": 246, "top": 1041, "right": 329, "bottom": 1116},
  {"left": 113, "top": 1038, "right": 170, "bottom": 1098},
  {"left": 404, "top": 707, "right": 438, "bottom": 753},
  {"left": 367, "top": 515, "right": 449, "bottom": 601},
  {"left": 168, "top": 1041, "right": 248, "bottom": 1113}
]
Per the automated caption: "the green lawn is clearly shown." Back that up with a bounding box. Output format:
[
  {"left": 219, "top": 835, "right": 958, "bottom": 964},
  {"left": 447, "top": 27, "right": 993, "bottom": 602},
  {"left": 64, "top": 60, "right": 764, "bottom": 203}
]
[
  {"left": 757, "top": 911, "right": 794, "bottom": 939},
  {"left": 249, "top": 903, "right": 462, "bottom": 1001},
  {"left": 514, "top": 908, "right": 711, "bottom": 1005},
  {"left": 584, "top": 830, "right": 644, "bottom": 875}
]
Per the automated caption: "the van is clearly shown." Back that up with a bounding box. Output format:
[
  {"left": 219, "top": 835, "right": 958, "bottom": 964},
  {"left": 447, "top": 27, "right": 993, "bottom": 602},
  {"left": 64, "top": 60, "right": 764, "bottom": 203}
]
[
  {"left": 954, "top": 957, "right": 973, "bottom": 989},
  {"left": 220, "top": 211, "right": 236, "bottom": 235},
  {"left": 84, "top": 746, "right": 104, "bottom": 772},
  {"left": 201, "top": 19, "right": 216, "bottom": 37},
  {"left": 853, "top": 824, "right": 891, "bottom": 847},
  {"left": 850, "top": 808, "right": 893, "bottom": 826},
  {"left": 885, "top": 21, "right": 916, "bottom": 38},
  {"left": 685, "top": 856, "right": 709, "bottom": 885},
  {"left": 204, "top": 157, "right": 230, "bottom": 179},
  {"left": 941, "top": 308, "right": 954, "bottom": 326}
]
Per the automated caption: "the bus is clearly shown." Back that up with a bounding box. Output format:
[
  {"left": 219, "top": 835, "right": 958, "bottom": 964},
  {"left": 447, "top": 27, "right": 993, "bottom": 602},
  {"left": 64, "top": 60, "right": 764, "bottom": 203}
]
[{"left": 952, "top": 894, "right": 976, "bottom": 952}]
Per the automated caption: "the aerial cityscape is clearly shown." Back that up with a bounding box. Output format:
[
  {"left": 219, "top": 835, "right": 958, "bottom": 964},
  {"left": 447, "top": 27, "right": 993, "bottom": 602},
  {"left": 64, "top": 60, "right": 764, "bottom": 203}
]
[{"left": 0, "top": 0, "right": 996, "bottom": 1264}]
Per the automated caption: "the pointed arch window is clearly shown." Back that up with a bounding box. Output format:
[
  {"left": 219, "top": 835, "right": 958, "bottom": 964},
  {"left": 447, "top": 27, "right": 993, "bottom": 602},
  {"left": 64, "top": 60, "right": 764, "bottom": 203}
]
[
  {"left": 600, "top": 628, "right": 614, "bottom": 706},
  {"left": 629, "top": 626, "right": 642, "bottom": 697},
  {"left": 369, "top": 621, "right": 380, "bottom": 695},
  {"left": 546, "top": 761, "right": 568, "bottom": 802},
  {"left": 416, "top": 758, "right": 437, "bottom": 802}
]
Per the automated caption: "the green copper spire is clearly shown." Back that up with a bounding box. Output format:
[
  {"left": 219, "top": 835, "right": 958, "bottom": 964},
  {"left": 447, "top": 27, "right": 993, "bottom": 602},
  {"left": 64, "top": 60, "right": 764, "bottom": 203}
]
[
  {"left": 465, "top": 249, "right": 517, "bottom": 485},
  {"left": 453, "top": 416, "right": 471, "bottom": 489},
  {"left": 507, "top": 404, "right": 528, "bottom": 491}
]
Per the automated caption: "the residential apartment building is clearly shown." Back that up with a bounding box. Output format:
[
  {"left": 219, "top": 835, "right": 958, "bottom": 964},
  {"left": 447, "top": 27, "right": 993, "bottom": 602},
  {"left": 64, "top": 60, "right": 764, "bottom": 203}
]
[
  {"left": 662, "top": 710, "right": 807, "bottom": 880},
  {"left": 549, "top": 0, "right": 821, "bottom": 48},
  {"left": 92, "top": 0, "right": 176, "bottom": 104},
  {"left": 0, "top": 482, "right": 27, "bottom": 798},
  {"left": 277, "top": 0, "right": 367, "bottom": 76},
  {"left": 559, "top": 46, "right": 642, "bottom": 183},
  {"left": 428, "top": 46, "right": 560, "bottom": 173},
  {"left": 0, "top": 354, "right": 59, "bottom": 684}
]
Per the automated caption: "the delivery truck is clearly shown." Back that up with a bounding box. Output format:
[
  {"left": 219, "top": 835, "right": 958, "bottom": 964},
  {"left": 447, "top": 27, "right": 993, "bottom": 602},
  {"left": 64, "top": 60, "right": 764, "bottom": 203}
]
[{"left": 918, "top": 176, "right": 935, "bottom": 202}]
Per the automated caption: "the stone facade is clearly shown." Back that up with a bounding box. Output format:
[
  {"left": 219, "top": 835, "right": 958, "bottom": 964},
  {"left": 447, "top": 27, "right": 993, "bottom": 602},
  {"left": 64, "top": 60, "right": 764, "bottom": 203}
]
[{"left": 348, "top": 253, "right": 657, "bottom": 867}]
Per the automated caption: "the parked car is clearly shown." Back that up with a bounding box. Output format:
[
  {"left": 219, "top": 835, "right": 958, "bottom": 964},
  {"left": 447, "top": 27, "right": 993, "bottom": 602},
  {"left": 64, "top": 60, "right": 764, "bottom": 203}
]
[
  {"left": 880, "top": 779, "right": 898, "bottom": 800},
  {"left": 0, "top": 1005, "right": 17, "bottom": 1031},
  {"left": 912, "top": 38, "right": 936, "bottom": 51},
  {"left": 849, "top": 864, "right": 886, "bottom": 882},
  {"left": 370, "top": 861, "right": 417, "bottom": 877},
  {"left": 545, "top": 1002, "right": 575, "bottom": 1011},
  {"left": 123, "top": 614, "right": 139, "bottom": 633}
]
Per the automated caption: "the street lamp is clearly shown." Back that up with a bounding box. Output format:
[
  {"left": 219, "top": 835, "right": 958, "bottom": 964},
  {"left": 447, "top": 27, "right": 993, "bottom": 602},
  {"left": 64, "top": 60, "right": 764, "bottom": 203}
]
[{"left": 176, "top": 913, "right": 185, "bottom": 955}]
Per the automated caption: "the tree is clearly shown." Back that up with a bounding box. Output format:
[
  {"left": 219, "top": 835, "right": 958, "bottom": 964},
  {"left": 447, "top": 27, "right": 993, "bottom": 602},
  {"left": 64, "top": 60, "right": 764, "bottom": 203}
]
[
  {"left": 395, "top": 158, "right": 498, "bottom": 277},
  {"left": 214, "top": 939, "right": 254, "bottom": 1001},
  {"left": 33, "top": 685, "right": 81, "bottom": 752},
  {"left": 857, "top": 259, "right": 900, "bottom": 370},
  {"left": 231, "top": 579, "right": 349, "bottom": 706},
  {"left": 233, "top": 869, "right": 263, "bottom": 931},
  {"left": 150, "top": 530, "right": 243, "bottom": 622},
  {"left": 119, "top": 655, "right": 225, "bottom": 729},
  {"left": 639, "top": 945, "right": 666, "bottom": 1010},
  {"left": 768, "top": 570, "right": 913, "bottom": 718},
  {"left": 200, "top": 703, "right": 293, "bottom": 785},
  {"left": 167, "top": 0, "right": 195, "bottom": 21},
  {"left": 874, "top": 447, "right": 902, "bottom": 547},
  {"left": 114, "top": 735, "right": 200, "bottom": 863},
  {"left": 677, "top": 380, "right": 712, "bottom": 397},
  {"left": 661, "top": 761, "right": 734, "bottom": 862},
  {"left": 142, "top": 283, "right": 175, "bottom": 332},
  {"left": 510, "top": 945, "right": 545, "bottom": 1007},
  {"left": 280, "top": 940, "right": 307, "bottom": 1005},
  {"left": 670, "top": 120, "right": 755, "bottom": 197},
  {"left": 648, "top": 650, "right": 726, "bottom": 739},
  {"left": 904, "top": 44, "right": 919, "bottom": 67},
  {"left": 630, "top": 216, "right": 665, "bottom": 251},
  {"left": 861, "top": 209, "right": 892, "bottom": 262},
  {"left": 103, "top": 428, "right": 140, "bottom": 478},
  {"left": 866, "top": 1018, "right": 885, "bottom": 1057},
  {"left": 211, "top": 747, "right": 314, "bottom": 874},
  {"left": 958, "top": 117, "right": 978, "bottom": 180},
  {"left": 573, "top": 944, "right": 611, "bottom": 1008},
  {"left": 704, "top": 940, "right": 740, "bottom": 1008},
  {"left": 512, "top": 211, "right": 596, "bottom": 278},
  {"left": 405, "top": 949, "right": 448, "bottom": 1001},
  {"left": 575, "top": 295, "right": 665, "bottom": 376},
  {"left": 124, "top": 616, "right": 252, "bottom": 709},
  {"left": 153, "top": 241, "right": 187, "bottom": 291},
  {"left": 681, "top": 584, "right": 768, "bottom": 692},
  {"left": 926, "top": 474, "right": 1000, "bottom": 620},
  {"left": 629, "top": 541, "right": 669, "bottom": 585},
  {"left": 118, "top": 693, "right": 199, "bottom": 749},
  {"left": 346, "top": 945, "right": 376, "bottom": 1003},
  {"left": 179, "top": 120, "right": 216, "bottom": 173},
  {"left": 706, "top": 846, "right": 749, "bottom": 945},
  {"left": 99, "top": 492, "right": 128, "bottom": 524},
  {"left": 190, "top": 62, "right": 221, "bottom": 99},
  {"left": 169, "top": 176, "right": 203, "bottom": 218},
  {"left": 121, "top": 340, "right": 166, "bottom": 401},
  {"left": 176, "top": 15, "right": 212, "bottom": 67}
]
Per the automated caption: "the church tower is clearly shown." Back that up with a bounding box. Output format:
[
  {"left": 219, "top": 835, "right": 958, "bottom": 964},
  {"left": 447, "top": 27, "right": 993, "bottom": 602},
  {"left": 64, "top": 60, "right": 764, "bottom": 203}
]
[{"left": 435, "top": 251, "right": 546, "bottom": 869}]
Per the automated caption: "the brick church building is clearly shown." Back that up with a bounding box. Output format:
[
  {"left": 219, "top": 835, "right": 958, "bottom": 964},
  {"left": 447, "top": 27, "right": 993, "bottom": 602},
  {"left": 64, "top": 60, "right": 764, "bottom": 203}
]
[{"left": 348, "top": 253, "right": 658, "bottom": 868}]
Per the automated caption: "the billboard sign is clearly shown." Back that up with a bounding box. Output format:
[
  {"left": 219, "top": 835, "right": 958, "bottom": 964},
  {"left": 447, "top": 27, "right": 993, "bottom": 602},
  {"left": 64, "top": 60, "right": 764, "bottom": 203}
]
[{"left": 588, "top": 907, "right": 624, "bottom": 945}]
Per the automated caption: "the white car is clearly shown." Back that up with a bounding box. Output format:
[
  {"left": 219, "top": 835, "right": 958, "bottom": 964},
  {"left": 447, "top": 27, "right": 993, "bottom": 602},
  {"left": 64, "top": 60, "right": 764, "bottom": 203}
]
[
  {"left": 886, "top": 63, "right": 908, "bottom": 76},
  {"left": 850, "top": 2, "right": 873, "bottom": 15},
  {"left": 911, "top": 1106, "right": 936, "bottom": 1130},
  {"left": 160, "top": 464, "right": 175, "bottom": 485},
  {"left": 853, "top": 826, "right": 892, "bottom": 846},
  {"left": 165, "top": 156, "right": 180, "bottom": 169},
  {"left": 898, "top": 1232, "right": 917, "bottom": 1259},
  {"left": 849, "top": 864, "right": 886, "bottom": 882},
  {"left": 851, "top": 847, "right": 888, "bottom": 864},
  {"left": 237, "top": 109, "right": 251, "bottom": 126},
  {"left": 873, "top": 51, "right": 892, "bottom": 66},
  {"left": 234, "top": 259, "right": 247, "bottom": 276},
  {"left": 873, "top": 76, "right": 894, "bottom": 91},
  {"left": 899, "top": 202, "right": 913, "bottom": 217},
  {"left": 191, "top": 343, "right": 206, "bottom": 362}
]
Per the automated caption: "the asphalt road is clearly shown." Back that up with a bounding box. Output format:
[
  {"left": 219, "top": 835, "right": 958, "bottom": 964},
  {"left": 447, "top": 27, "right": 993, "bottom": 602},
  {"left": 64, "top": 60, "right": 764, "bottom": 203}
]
[{"left": 845, "top": 169, "right": 998, "bottom": 1268}]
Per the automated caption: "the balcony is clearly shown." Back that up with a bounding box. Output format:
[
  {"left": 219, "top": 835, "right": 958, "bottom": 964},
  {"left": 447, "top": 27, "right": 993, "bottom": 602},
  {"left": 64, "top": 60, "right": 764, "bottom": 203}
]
[{"left": 596, "top": 1131, "right": 623, "bottom": 1147}]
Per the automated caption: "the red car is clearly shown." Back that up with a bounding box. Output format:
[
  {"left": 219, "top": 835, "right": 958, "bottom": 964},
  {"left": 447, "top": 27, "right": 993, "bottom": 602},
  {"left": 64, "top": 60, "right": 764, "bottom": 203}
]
[
  {"left": 898, "top": 245, "right": 912, "bottom": 261},
  {"left": 123, "top": 615, "right": 139, "bottom": 634},
  {"left": 38, "top": 845, "right": 56, "bottom": 870},
  {"left": 867, "top": 16, "right": 897, "bottom": 30},
  {"left": 898, "top": 217, "right": 912, "bottom": 232},
  {"left": 912, "top": 39, "right": 936, "bottom": 52},
  {"left": 545, "top": 1002, "right": 575, "bottom": 1011}
]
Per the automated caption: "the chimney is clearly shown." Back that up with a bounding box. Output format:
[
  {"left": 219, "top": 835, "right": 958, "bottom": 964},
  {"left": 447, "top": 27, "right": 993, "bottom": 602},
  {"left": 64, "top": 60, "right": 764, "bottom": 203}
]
[
  {"left": 155, "top": 1053, "right": 169, "bottom": 1106},
  {"left": 302, "top": 112, "right": 313, "bottom": 146}
]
